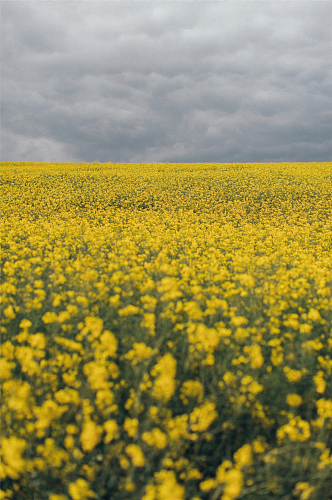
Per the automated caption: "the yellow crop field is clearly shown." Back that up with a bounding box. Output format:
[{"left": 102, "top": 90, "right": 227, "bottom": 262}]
[{"left": 1, "top": 162, "right": 331, "bottom": 500}]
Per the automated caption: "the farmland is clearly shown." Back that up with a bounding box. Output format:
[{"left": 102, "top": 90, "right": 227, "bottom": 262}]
[{"left": 0, "top": 162, "right": 331, "bottom": 500}]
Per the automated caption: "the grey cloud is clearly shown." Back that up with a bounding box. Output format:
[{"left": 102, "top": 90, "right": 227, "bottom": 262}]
[{"left": 1, "top": 1, "right": 331, "bottom": 163}]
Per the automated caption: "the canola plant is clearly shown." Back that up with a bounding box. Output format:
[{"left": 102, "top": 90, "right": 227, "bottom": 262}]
[{"left": 0, "top": 162, "right": 331, "bottom": 500}]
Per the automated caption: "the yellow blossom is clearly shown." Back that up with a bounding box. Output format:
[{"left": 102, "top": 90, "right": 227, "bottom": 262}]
[
  {"left": 125, "top": 342, "right": 154, "bottom": 364},
  {"left": 151, "top": 353, "right": 177, "bottom": 402},
  {"left": 118, "top": 305, "right": 139, "bottom": 316},
  {"left": 283, "top": 367, "right": 303, "bottom": 382},
  {"left": 307, "top": 308, "right": 321, "bottom": 321},
  {"left": 189, "top": 401, "right": 218, "bottom": 432},
  {"left": 125, "top": 444, "right": 145, "bottom": 467},
  {"left": 3, "top": 305, "right": 16, "bottom": 319},
  {"left": 244, "top": 344, "right": 264, "bottom": 369},
  {"left": 0, "top": 437, "right": 26, "bottom": 479},
  {"left": 180, "top": 380, "right": 204, "bottom": 405},
  {"left": 155, "top": 470, "right": 185, "bottom": 500},
  {"left": 142, "top": 428, "right": 168, "bottom": 449},
  {"left": 104, "top": 419, "right": 118, "bottom": 443},
  {"left": 286, "top": 394, "right": 303, "bottom": 407},
  {"left": 316, "top": 398, "right": 332, "bottom": 419},
  {"left": 233, "top": 444, "right": 252, "bottom": 468},
  {"left": 80, "top": 420, "right": 103, "bottom": 452},
  {"left": 222, "top": 468, "right": 243, "bottom": 500},
  {"left": 199, "top": 478, "right": 217, "bottom": 491},
  {"left": 313, "top": 371, "right": 326, "bottom": 394},
  {"left": 68, "top": 478, "right": 95, "bottom": 500},
  {"left": 124, "top": 418, "right": 139, "bottom": 437},
  {"left": 42, "top": 312, "right": 58, "bottom": 324},
  {"left": 99, "top": 330, "right": 118, "bottom": 357},
  {"left": 293, "top": 482, "right": 315, "bottom": 500},
  {"left": 19, "top": 319, "right": 32, "bottom": 329},
  {"left": 141, "top": 484, "right": 156, "bottom": 500}
]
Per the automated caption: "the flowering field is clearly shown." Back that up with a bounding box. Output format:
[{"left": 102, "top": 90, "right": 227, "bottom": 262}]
[{"left": 1, "top": 162, "right": 331, "bottom": 500}]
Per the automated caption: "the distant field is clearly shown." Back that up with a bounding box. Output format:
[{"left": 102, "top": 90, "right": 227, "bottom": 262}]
[{"left": 1, "top": 162, "right": 331, "bottom": 500}]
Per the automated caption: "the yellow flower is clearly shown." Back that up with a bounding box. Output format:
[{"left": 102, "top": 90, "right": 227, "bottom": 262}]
[
  {"left": 180, "top": 380, "right": 203, "bottom": 405},
  {"left": 142, "top": 428, "right": 168, "bottom": 449},
  {"left": 81, "top": 464, "right": 96, "bottom": 481},
  {"left": 155, "top": 470, "right": 185, "bottom": 500},
  {"left": 302, "top": 339, "right": 324, "bottom": 353},
  {"left": 157, "top": 277, "right": 182, "bottom": 301},
  {"left": 216, "top": 460, "right": 233, "bottom": 483},
  {"left": 0, "top": 437, "right": 26, "bottom": 479},
  {"left": 252, "top": 437, "right": 267, "bottom": 454},
  {"left": 141, "top": 484, "right": 156, "bottom": 500},
  {"left": 293, "top": 482, "right": 315, "bottom": 500},
  {"left": 3, "top": 380, "right": 31, "bottom": 418},
  {"left": 66, "top": 424, "right": 79, "bottom": 434},
  {"left": 68, "top": 478, "right": 95, "bottom": 500},
  {"left": 83, "top": 316, "right": 103, "bottom": 338},
  {"left": 248, "top": 381, "right": 264, "bottom": 395},
  {"left": 223, "top": 371, "right": 236, "bottom": 385},
  {"left": 64, "top": 435, "right": 75, "bottom": 450},
  {"left": 140, "top": 312, "right": 156, "bottom": 335},
  {"left": 0, "top": 358, "right": 15, "bottom": 380},
  {"left": 244, "top": 344, "right": 264, "bottom": 369},
  {"left": 233, "top": 444, "right": 252, "bottom": 468},
  {"left": 283, "top": 367, "right": 303, "bottom": 382},
  {"left": 118, "top": 305, "right": 139, "bottom": 316},
  {"left": 189, "top": 402, "right": 218, "bottom": 433},
  {"left": 104, "top": 419, "right": 118, "bottom": 443},
  {"left": 125, "top": 444, "right": 145, "bottom": 467},
  {"left": 270, "top": 347, "right": 284, "bottom": 366},
  {"left": 313, "top": 371, "right": 326, "bottom": 394},
  {"left": 19, "top": 319, "right": 32, "bottom": 329},
  {"left": 99, "top": 330, "right": 118, "bottom": 357},
  {"left": 167, "top": 414, "right": 189, "bottom": 441},
  {"left": 124, "top": 482, "right": 135, "bottom": 492},
  {"left": 80, "top": 420, "right": 103, "bottom": 452},
  {"left": 28, "top": 332, "right": 46, "bottom": 349},
  {"left": 187, "top": 323, "right": 220, "bottom": 351},
  {"left": 199, "top": 478, "right": 217, "bottom": 491},
  {"left": 151, "top": 353, "right": 176, "bottom": 402},
  {"left": 307, "top": 308, "right": 321, "bottom": 321},
  {"left": 42, "top": 312, "right": 58, "bottom": 324},
  {"left": 221, "top": 468, "right": 244, "bottom": 500},
  {"left": 83, "top": 361, "right": 109, "bottom": 391},
  {"left": 58, "top": 310, "right": 70, "bottom": 323},
  {"left": 125, "top": 342, "right": 154, "bottom": 364},
  {"left": 230, "top": 316, "right": 248, "bottom": 327},
  {"left": 33, "top": 400, "right": 67, "bottom": 437},
  {"left": 124, "top": 418, "right": 139, "bottom": 438},
  {"left": 286, "top": 394, "right": 303, "bottom": 407},
  {"left": 3, "top": 305, "right": 16, "bottom": 319},
  {"left": 277, "top": 417, "right": 311, "bottom": 443},
  {"left": 316, "top": 398, "right": 332, "bottom": 419}
]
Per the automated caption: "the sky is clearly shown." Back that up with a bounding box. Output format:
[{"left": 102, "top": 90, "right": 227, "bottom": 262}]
[{"left": 1, "top": 1, "right": 331, "bottom": 163}]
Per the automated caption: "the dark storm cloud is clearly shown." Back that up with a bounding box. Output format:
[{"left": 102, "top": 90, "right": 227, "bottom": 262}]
[{"left": 1, "top": 1, "right": 331, "bottom": 163}]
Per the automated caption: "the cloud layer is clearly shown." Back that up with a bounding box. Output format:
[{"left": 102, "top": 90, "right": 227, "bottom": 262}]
[{"left": 1, "top": 1, "right": 331, "bottom": 162}]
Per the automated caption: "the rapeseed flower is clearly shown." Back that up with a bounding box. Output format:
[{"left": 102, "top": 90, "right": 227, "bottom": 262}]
[
  {"left": 68, "top": 479, "right": 95, "bottom": 500},
  {"left": 0, "top": 437, "right": 26, "bottom": 479},
  {"left": 125, "top": 444, "right": 145, "bottom": 467},
  {"left": 80, "top": 419, "right": 103, "bottom": 452},
  {"left": 142, "top": 428, "right": 168, "bottom": 449},
  {"left": 286, "top": 394, "right": 303, "bottom": 407},
  {"left": 151, "top": 353, "right": 176, "bottom": 402}
]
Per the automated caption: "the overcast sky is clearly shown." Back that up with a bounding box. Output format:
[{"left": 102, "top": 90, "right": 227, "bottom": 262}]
[{"left": 1, "top": 1, "right": 331, "bottom": 163}]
